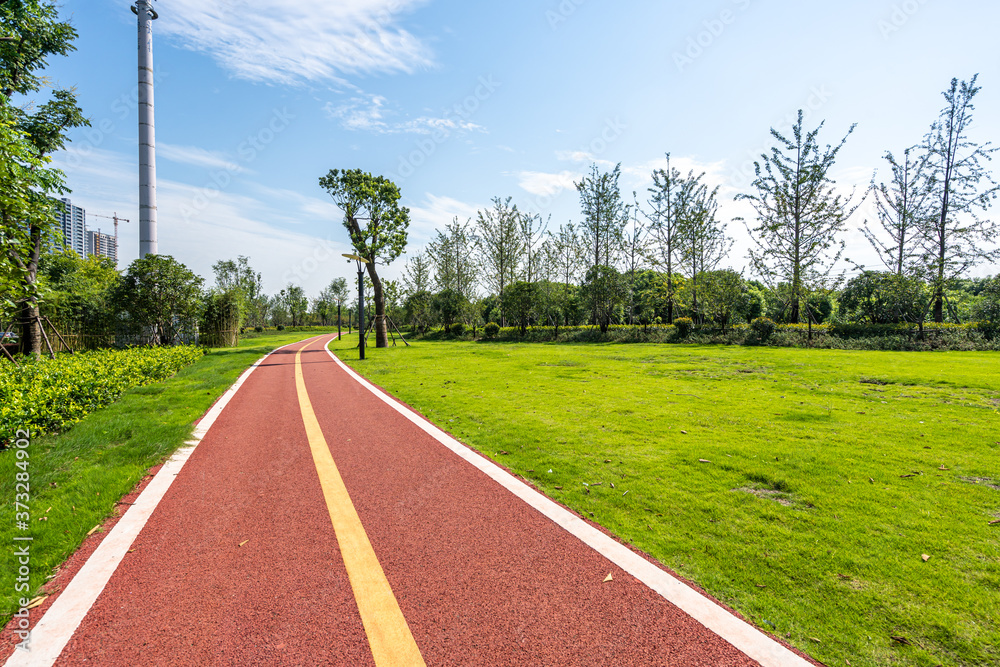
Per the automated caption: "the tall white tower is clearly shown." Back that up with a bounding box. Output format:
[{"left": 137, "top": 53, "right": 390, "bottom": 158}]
[{"left": 132, "top": 0, "right": 158, "bottom": 256}]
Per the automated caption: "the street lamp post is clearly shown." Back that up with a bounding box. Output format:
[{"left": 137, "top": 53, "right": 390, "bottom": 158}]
[{"left": 343, "top": 254, "right": 370, "bottom": 360}]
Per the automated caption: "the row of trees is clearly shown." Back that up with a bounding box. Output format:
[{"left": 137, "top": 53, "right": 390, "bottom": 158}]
[{"left": 397, "top": 74, "right": 996, "bottom": 332}]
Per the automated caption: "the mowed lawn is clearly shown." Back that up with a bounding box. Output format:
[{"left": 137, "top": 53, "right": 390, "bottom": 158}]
[{"left": 329, "top": 337, "right": 1000, "bottom": 667}]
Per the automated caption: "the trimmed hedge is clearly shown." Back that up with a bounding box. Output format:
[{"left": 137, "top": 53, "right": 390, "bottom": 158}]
[{"left": 0, "top": 346, "right": 204, "bottom": 447}]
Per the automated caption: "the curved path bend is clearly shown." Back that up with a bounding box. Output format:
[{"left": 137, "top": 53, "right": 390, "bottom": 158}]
[{"left": 5, "top": 334, "right": 817, "bottom": 666}]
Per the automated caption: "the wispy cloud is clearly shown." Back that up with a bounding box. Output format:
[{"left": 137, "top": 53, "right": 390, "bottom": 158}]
[
  {"left": 324, "top": 93, "right": 485, "bottom": 135},
  {"left": 158, "top": 143, "right": 244, "bottom": 173},
  {"left": 406, "top": 193, "right": 481, "bottom": 244},
  {"left": 153, "top": 0, "right": 434, "bottom": 85},
  {"left": 516, "top": 170, "right": 581, "bottom": 197}
]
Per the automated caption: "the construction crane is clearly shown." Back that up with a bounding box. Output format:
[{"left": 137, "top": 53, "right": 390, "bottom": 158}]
[{"left": 89, "top": 212, "right": 130, "bottom": 241}]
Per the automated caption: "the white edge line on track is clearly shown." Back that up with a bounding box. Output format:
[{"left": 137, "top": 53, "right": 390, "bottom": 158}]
[
  {"left": 325, "top": 340, "right": 814, "bottom": 667},
  {"left": 4, "top": 337, "right": 322, "bottom": 667}
]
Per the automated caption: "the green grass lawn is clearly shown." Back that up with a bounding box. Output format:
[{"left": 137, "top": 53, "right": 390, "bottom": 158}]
[
  {"left": 329, "top": 337, "right": 1000, "bottom": 667},
  {"left": 0, "top": 329, "right": 330, "bottom": 623}
]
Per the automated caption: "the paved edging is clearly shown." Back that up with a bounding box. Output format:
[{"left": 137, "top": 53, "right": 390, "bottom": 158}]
[
  {"left": 325, "top": 340, "right": 814, "bottom": 667},
  {"left": 4, "top": 338, "right": 320, "bottom": 667}
]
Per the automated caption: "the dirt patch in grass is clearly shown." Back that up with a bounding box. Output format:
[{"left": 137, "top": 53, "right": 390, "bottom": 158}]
[
  {"left": 961, "top": 477, "right": 1000, "bottom": 491},
  {"left": 734, "top": 485, "right": 803, "bottom": 508}
]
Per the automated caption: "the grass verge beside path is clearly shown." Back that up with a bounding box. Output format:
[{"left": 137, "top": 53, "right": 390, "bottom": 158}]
[
  {"left": 0, "top": 330, "right": 330, "bottom": 624},
  {"left": 329, "top": 337, "right": 1000, "bottom": 667}
]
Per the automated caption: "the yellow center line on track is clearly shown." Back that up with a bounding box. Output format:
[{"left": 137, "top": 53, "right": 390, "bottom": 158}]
[{"left": 294, "top": 340, "right": 426, "bottom": 667}]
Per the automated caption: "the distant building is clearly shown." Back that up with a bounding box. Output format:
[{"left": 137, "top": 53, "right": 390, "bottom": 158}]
[
  {"left": 55, "top": 198, "right": 86, "bottom": 258},
  {"left": 85, "top": 230, "right": 117, "bottom": 263}
]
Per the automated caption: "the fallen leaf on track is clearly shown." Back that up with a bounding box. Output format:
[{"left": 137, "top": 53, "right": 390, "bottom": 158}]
[
  {"left": 26, "top": 596, "right": 47, "bottom": 610},
  {"left": 603, "top": 573, "right": 613, "bottom": 583},
  {"left": 239, "top": 540, "right": 249, "bottom": 547},
  {"left": 86, "top": 525, "right": 101, "bottom": 536}
]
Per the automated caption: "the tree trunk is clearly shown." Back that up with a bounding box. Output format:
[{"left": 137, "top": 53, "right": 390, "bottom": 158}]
[
  {"left": 18, "top": 301, "right": 42, "bottom": 358},
  {"left": 367, "top": 264, "right": 389, "bottom": 348}
]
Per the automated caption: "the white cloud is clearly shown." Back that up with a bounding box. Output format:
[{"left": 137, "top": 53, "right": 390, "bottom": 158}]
[
  {"left": 517, "top": 170, "right": 581, "bottom": 197},
  {"left": 157, "top": 143, "right": 244, "bottom": 173},
  {"left": 153, "top": 0, "right": 434, "bottom": 85},
  {"left": 406, "top": 193, "right": 481, "bottom": 245},
  {"left": 325, "top": 94, "right": 485, "bottom": 135}
]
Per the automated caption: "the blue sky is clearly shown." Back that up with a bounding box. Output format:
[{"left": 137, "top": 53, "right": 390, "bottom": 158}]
[{"left": 45, "top": 0, "right": 1000, "bottom": 296}]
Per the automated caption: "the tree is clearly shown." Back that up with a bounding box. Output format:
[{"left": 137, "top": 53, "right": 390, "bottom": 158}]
[
  {"left": 114, "top": 255, "right": 203, "bottom": 346},
  {"left": 550, "top": 222, "right": 583, "bottom": 326},
  {"left": 839, "top": 271, "right": 929, "bottom": 324},
  {"left": 861, "top": 148, "right": 935, "bottom": 276},
  {"left": 427, "top": 217, "right": 478, "bottom": 299},
  {"left": 38, "top": 250, "right": 118, "bottom": 336},
  {"left": 328, "top": 276, "right": 350, "bottom": 330},
  {"left": 281, "top": 284, "right": 308, "bottom": 327},
  {"left": 699, "top": 269, "right": 749, "bottom": 329},
  {"left": 676, "top": 182, "right": 731, "bottom": 321},
  {"left": 622, "top": 193, "right": 650, "bottom": 324},
  {"left": 737, "top": 110, "right": 858, "bottom": 323},
  {"left": 433, "top": 288, "right": 466, "bottom": 329},
  {"left": 401, "top": 251, "right": 432, "bottom": 297},
  {"left": 319, "top": 169, "right": 410, "bottom": 347},
  {"left": 404, "top": 290, "right": 434, "bottom": 333},
  {"left": 576, "top": 163, "right": 628, "bottom": 325},
  {"left": 518, "top": 210, "right": 549, "bottom": 284},
  {"left": 476, "top": 196, "right": 523, "bottom": 325},
  {"left": 211, "top": 255, "right": 264, "bottom": 327},
  {"left": 501, "top": 281, "right": 538, "bottom": 335},
  {"left": 647, "top": 154, "right": 700, "bottom": 323},
  {"left": 581, "top": 265, "right": 626, "bottom": 333},
  {"left": 1, "top": 1, "right": 88, "bottom": 356},
  {"left": 920, "top": 75, "right": 999, "bottom": 322}
]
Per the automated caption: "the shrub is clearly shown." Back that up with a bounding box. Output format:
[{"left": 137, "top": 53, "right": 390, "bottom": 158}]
[
  {"left": 277, "top": 325, "right": 285, "bottom": 331},
  {"left": 751, "top": 317, "right": 776, "bottom": 341},
  {"left": 0, "top": 346, "right": 203, "bottom": 446},
  {"left": 449, "top": 322, "right": 466, "bottom": 336},
  {"left": 673, "top": 317, "right": 694, "bottom": 338},
  {"left": 484, "top": 322, "right": 500, "bottom": 338},
  {"left": 254, "top": 326, "right": 263, "bottom": 333}
]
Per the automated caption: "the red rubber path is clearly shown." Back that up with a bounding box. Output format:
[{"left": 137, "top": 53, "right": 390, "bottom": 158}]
[{"left": 12, "top": 335, "right": 808, "bottom": 665}]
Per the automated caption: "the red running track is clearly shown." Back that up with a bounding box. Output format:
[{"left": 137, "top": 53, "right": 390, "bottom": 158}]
[{"left": 6, "top": 335, "right": 817, "bottom": 666}]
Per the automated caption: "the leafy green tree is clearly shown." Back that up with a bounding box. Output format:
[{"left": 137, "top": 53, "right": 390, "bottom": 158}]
[
  {"left": 319, "top": 168, "right": 410, "bottom": 347},
  {"left": 549, "top": 222, "right": 583, "bottom": 326},
  {"left": 401, "top": 251, "right": 432, "bottom": 297},
  {"left": 581, "top": 265, "right": 626, "bottom": 333},
  {"left": 676, "top": 181, "right": 731, "bottom": 322},
  {"left": 211, "top": 256, "right": 264, "bottom": 327},
  {"left": 971, "top": 276, "right": 1000, "bottom": 330},
  {"left": 737, "top": 110, "right": 857, "bottom": 323},
  {"left": 404, "top": 289, "right": 434, "bottom": 333},
  {"left": 919, "top": 75, "right": 999, "bottom": 322},
  {"left": 501, "top": 281, "right": 539, "bottom": 335},
  {"left": 114, "top": 255, "right": 203, "bottom": 346},
  {"left": 433, "top": 288, "right": 466, "bottom": 329},
  {"left": 476, "top": 196, "right": 523, "bottom": 325},
  {"left": 861, "top": 148, "right": 935, "bottom": 275},
  {"left": 281, "top": 284, "right": 308, "bottom": 327},
  {"left": 1, "top": 1, "right": 88, "bottom": 355},
  {"left": 427, "top": 217, "right": 478, "bottom": 299},
  {"left": 699, "top": 269, "right": 748, "bottom": 329},
  {"left": 38, "top": 250, "right": 118, "bottom": 335},
  {"left": 576, "top": 163, "right": 629, "bottom": 325},
  {"left": 839, "top": 271, "right": 929, "bottom": 324},
  {"left": 519, "top": 210, "right": 549, "bottom": 284}
]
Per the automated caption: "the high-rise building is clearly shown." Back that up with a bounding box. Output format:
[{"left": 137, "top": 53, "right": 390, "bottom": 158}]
[
  {"left": 85, "top": 230, "right": 118, "bottom": 263},
  {"left": 55, "top": 198, "right": 86, "bottom": 257}
]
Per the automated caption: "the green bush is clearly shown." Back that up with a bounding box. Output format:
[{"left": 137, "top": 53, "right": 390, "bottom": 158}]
[
  {"left": 0, "top": 346, "right": 203, "bottom": 447},
  {"left": 449, "top": 322, "right": 466, "bottom": 336},
  {"left": 673, "top": 317, "right": 694, "bottom": 338},
  {"left": 254, "top": 326, "right": 263, "bottom": 333},
  {"left": 483, "top": 322, "right": 500, "bottom": 338},
  {"left": 277, "top": 325, "right": 285, "bottom": 331},
  {"left": 751, "top": 317, "right": 776, "bottom": 341}
]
